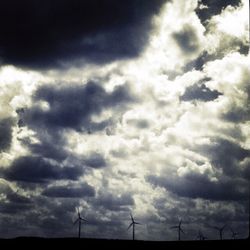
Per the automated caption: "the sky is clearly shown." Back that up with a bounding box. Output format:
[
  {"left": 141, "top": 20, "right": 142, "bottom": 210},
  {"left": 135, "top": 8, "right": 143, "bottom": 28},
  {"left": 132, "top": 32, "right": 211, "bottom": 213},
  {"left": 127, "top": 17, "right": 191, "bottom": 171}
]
[{"left": 0, "top": 0, "right": 249, "bottom": 241}]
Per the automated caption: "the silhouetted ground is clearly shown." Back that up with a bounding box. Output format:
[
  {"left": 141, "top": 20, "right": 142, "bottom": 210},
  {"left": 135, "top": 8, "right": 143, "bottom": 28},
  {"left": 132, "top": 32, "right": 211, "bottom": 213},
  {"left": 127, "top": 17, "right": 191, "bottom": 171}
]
[{"left": 0, "top": 237, "right": 249, "bottom": 249}]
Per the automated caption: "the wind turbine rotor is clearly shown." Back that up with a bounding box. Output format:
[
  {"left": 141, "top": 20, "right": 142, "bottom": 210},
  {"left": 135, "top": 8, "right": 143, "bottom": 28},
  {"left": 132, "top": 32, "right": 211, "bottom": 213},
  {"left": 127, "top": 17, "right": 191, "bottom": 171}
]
[{"left": 127, "top": 222, "right": 133, "bottom": 230}]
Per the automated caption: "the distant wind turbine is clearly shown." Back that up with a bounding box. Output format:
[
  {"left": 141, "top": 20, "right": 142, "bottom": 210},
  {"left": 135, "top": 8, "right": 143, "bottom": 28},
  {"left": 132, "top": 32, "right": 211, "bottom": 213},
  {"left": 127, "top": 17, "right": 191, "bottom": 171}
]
[
  {"left": 230, "top": 227, "right": 239, "bottom": 239},
  {"left": 73, "top": 207, "right": 87, "bottom": 238},
  {"left": 212, "top": 225, "right": 226, "bottom": 240},
  {"left": 196, "top": 230, "right": 207, "bottom": 240},
  {"left": 170, "top": 219, "right": 185, "bottom": 241},
  {"left": 127, "top": 213, "right": 141, "bottom": 240}
]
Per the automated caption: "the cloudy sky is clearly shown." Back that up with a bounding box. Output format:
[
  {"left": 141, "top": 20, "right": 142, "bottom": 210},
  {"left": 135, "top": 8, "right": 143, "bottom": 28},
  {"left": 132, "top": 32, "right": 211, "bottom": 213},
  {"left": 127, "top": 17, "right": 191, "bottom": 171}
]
[{"left": 0, "top": 0, "right": 249, "bottom": 241}]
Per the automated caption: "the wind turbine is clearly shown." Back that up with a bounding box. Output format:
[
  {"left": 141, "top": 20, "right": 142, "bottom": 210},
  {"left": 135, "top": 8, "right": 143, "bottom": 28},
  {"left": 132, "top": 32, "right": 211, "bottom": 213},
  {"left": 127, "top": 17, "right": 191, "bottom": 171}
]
[
  {"left": 127, "top": 213, "right": 141, "bottom": 240},
  {"left": 230, "top": 227, "right": 239, "bottom": 239},
  {"left": 196, "top": 230, "right": 207, "bottom": 240},
  {"left": 73, "top": 207, "right": 87, "bottom": 238},
  {"left": 213, "top": 225, "right": 226, "bottom": 240},
  {"left": 170, "top": 219, "right": 185, "bottom": 241}
]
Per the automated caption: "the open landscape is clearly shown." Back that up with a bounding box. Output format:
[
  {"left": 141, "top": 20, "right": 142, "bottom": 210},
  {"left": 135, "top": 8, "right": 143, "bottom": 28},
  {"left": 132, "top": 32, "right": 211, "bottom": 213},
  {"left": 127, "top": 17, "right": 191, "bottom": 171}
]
[{"left": 0, "top": 0, "right": 249, "bottom": 243}]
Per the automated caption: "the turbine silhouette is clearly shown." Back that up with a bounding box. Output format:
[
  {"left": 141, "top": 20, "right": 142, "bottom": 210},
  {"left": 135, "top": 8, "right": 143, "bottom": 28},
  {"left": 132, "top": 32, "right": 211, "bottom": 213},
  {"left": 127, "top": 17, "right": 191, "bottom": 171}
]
[
  {"left": 170, "top": 219, "right": 185, "bottom": 241},
  {"left": 73, "top": 207, "right": 87, "bottom": 238},
  {"left": 230, "top": 227, "right": 239, "bottom": 239},
  {"left": 127, "top": 213, "right": 141, "bottom": 240},
  {"left": 212, "top": 225, "right": 226, "bottom": 240},
  {"left": 196, "top": 230, "right": 207, "bottom": 240}
]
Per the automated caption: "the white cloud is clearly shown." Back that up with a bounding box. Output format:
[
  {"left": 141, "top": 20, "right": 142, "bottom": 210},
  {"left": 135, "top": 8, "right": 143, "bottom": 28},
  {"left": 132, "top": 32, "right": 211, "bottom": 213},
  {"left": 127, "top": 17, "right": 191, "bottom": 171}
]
[{"left": 205, "top": 0, "right": 249, "bottom": 56}]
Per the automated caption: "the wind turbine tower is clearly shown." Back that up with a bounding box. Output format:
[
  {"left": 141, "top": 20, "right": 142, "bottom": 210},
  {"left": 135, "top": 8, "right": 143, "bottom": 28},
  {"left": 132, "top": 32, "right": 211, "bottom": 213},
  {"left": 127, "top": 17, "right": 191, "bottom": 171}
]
[
  {"left": 127, "top": 213, "right": 141, "bottom": 240},
  {"left": 73, "top": 207, "right": 87, "bottom": 238},
  {"left": 170, "top": 219, "right": 185, "bottom": 241}
]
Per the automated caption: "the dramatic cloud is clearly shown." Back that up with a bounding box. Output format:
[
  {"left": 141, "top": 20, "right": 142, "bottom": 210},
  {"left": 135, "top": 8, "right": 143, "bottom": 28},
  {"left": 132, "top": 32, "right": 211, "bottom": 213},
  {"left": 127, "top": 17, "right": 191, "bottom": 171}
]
[
  {"left": 173, "top": 24, "right": 201, "bottom": 54},
  {"left": 93, "top": 192, "right": 134, "bottom": 211},
  {"left": 148, "top": 171, "right": 248, "bottom": 201},
  {"left": 181, "top": 83, "right": 222, "bottom": 102},
  {"left": 42, "top": 183, "right": 95, "bottom": 198},
  {"left": 0, "top": 118, "right": 14, "bottom": 152},
  {"left": 0, "top": 0, "right": 249, "bottom": 241},
  {"left": 0, "top": 178, "right": 32, "bottom": 214},
  {"left": 196, "top": 0, "right": 241, "bottom": 25},
  {"left": 25, "top": 81, "right": 134, "bottom": 132},
  {"left": 1, "top": 156, "right": 84, "bottom": 183},
  {"left": 84, "top": 153, "right": 107, "bottom": 169},
  {"left": 0, "top": 0, "right": 166, "bottom": 69}
]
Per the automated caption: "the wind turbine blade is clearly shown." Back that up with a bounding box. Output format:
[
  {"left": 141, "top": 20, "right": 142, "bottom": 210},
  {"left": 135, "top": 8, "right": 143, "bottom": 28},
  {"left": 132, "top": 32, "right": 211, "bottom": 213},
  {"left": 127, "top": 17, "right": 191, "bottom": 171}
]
[
  {"left": 80, "top": 218, "right": 88, "bottom": 222},
  {"left": 130, "top": 213, "right": 134, "bottom": 222},
  {"left": 179, "top": 220, "right": 182, "bottom": 226},
  {"left": 180, "top": 228, "right": 185, "bottom": 234},
  {"left": 134, "top": 222, "right": 141, "bottom": 225},
  {"left": 170, "top": 226, "right": 178, "bottom": 229},
  {"left": 73, "top": 219, "right": 79, "bottom": 225},
  {"left": 127, "top": 223, "right": 133, "bottom": 230}
]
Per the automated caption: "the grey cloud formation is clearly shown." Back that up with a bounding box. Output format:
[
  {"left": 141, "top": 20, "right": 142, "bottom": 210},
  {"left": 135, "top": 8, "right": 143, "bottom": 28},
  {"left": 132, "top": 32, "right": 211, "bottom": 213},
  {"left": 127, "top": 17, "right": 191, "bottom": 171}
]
[
  {"left": 26, "top": 81, "right": 133, "bottom": 132},
  {"left": 84, "top": 153, "right": 107, "bottom": 169},
  {"left": 196, "top": 0, "right": 241, "bottom": 25},
  {"left": 0, "top": 179, "right": 33, "bottom": 214},
  {"left": 198, "top": 138, "right": 250, "bottom": 178},
  {"left": 181, "top": 83, "right": 222, "bottom": 102},
  {"left": 0, "top": 118, "right": 14, "bottom": 152},
  {"left": 94, "top": 193, "right": 134, "bottom": 211},
  {"left": 173, "top": 25, "right": 201, "bottom": 55},
  {"left": 8, "top": 81, "right": 132, "bottom": 185},
  {"left": 1, "top": 156, "right": 84, "bottom": 183},
  {"left": 148, "top": 173, "right": 247, "bottom": 201},
  {"left": 0, "top": 0, "right": 167, "bottom": 69},
  {"left": 147, "top": 137, "right": 250, "bottom": 202},
  {"left": 27, "top": 141, "right": 69, "bottom": 161},
  {"left": 42, "top": 183, "right": 95, "bottom": 198}
]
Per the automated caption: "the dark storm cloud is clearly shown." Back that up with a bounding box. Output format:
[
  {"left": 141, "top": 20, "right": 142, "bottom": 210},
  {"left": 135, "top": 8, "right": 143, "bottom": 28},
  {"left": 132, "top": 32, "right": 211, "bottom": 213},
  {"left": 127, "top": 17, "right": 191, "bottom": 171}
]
[
  {"left": 223, "top": 108, "right": 250, "bottom": 123},
  {"left": 183, "top": 37, "right": 248, "bottom": 72},
  {"left": 181, "top": 83, "right": 222, "bottom": 102},
  {"left": 26, "top": 81, "right": 134, "bottom": 132},
  {"left": 196, "top": 0, "right": 241, "bottom": 25},
  {"left": 6, "top": 191, "right": 32, "bottom": 204},
  {"left": 173, "top": 25, "right": 200, "bottom": 54},
  {"left": 0, "top": 202, "right": 32, "bottom": 214},
  {"left": 2, "top": 156, "right": 84, "bottom": 183},
  {"left": 147, "top": 138, "right": 250, "bottom": 201},
  {"left": 0, "top": 180, "right": 33, "bottom": 214},
  {"left": 0, "top": 0, "right": 167, "bottom": 69},
  {"left": 28, "top": 141, "right": 68, "bottom": 161},
  {"left": 222, "top": 92, "right": 250, "bottom": 123},
  {"left": 22, "top": 197, "right": 80, "bottom": 237},
  {"left": 183, "top": 52, "right": 211, "bottom": 71},
  {"left": 0, "top": 180, "right": 31, "bottom": 204},
  {"left": 4, "top": 82, "right": 127, "bottom": 186},
  {"left": 0, "top": 118, "right": 14, "bottom": 152},
  {"left": 84, "top": 153, "right": 107, "bottom": 169},
  {"left": 148, "top": 173, "right": 248, "bottom": 201},
  {"left": 42, "top": 183, "right": 95, "bottom": 198},
  {"left": 199, "top": 138, "right": 250, "bottom": 178}
]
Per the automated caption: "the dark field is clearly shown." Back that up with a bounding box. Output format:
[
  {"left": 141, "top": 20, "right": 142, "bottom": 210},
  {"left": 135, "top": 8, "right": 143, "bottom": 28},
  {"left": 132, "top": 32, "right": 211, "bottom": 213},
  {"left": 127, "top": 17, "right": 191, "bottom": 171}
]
[{"left": 1, "top": 237, "right": 249, "bottom": 249}]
